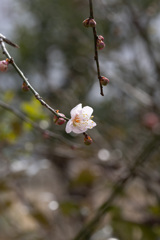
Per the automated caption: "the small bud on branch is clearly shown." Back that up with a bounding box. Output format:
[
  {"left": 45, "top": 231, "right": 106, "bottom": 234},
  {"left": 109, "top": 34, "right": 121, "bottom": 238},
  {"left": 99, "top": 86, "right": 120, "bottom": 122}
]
[
  {"left": 99, "top": 76, "right": 109, "bottom": 86},
  {"left": 84, "top": 135, "right": 93, "bottom": 145},
  {"left": 83, "top": 0, "right": 110, "bottom": 96},
  {"left": 97, "top": 39, "right": 105, "bottom": 50},
  {"left": 53, "top": 111, "right": 66, "bottom": 126},
  {"left": 0, "top": 59, "right": 9, "bottom": 72},
  {"left": 98, "top": 35, "right": 104, "bottom": 41},
  {"left": 83, "top": 18, "right": 96, "bottom": 28},
  {"left": 97, "top": 35, "right": 105, "bottom": 50},
  {"left": 22, "top": 81, "right": 29, "bottom": 91}
]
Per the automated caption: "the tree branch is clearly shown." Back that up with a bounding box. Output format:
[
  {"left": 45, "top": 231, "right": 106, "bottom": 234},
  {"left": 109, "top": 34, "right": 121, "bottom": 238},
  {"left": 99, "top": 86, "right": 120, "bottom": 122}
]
[
  {"left": 123, "top": 0, "right": 160, "bottom": 77},
  {"left": 89, "top": 0, "right": 104, "bottom": 96},
  {"left": 73, "top": 134, "right": 160, "bottom": 240},
  {"left": 0, "top": 39, "right": 92, "bottom": 142},
  {"left": 0, "top": 38, "right": 69, "bottom": 121}
]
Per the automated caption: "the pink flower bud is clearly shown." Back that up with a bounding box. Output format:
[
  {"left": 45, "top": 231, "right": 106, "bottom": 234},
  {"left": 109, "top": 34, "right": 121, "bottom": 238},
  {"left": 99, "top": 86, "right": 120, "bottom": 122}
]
[
  {"left": 84, "top": 135, "right": 93, "bottom": 145},
  {"left": 22, "top": 81, "right": 29, "bottom": 91},
  {"left": 83, "top": 18, "right": 90, "bottom": 27},
  {"left": 0, "top": 59, "right": 9, "bottom": 72},
  {"left": 53, "top": 112, "right": 66, "bottom": 126},
  {"left": 97, "top": 39, "right": 105, "bottom": 50},
  {"left": 83, "top": 18, "right": 96, "bottom": 28},
  {"left": 88, "top": 19, "right": 96, "bottom": 27},
  {"left": 98, "top": 35, "right": 104, "bottom": 41},
  {"left": 100, "top": 76, "right": 109, "bottom": 86},
  {"left": 142, "top": 112, "right": 159, "bottom": 130}
]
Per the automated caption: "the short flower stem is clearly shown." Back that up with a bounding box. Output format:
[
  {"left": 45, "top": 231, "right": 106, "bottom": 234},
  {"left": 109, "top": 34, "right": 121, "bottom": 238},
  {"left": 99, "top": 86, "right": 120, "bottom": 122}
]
[
  {"left": 83, "top": 132, "right": 88, "bottom": 138},
  {"left": 89, "top": 0, "right": 104, "bottom": 96}
]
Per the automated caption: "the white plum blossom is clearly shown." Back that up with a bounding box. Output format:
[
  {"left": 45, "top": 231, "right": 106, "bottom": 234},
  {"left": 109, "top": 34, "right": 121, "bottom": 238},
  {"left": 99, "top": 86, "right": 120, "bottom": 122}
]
[{"left": 65, "top": 103, "right": 96, "bottom": 134}]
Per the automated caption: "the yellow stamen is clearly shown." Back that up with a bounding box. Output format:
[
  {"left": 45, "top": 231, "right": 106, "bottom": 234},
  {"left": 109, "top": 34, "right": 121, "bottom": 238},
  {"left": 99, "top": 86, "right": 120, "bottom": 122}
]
[{"left": 73, "top": 115, "right": 80, "bottom": 126}]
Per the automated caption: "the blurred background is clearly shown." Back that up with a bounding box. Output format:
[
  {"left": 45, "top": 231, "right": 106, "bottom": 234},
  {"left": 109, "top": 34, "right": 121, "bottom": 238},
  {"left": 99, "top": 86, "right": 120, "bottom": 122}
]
[{"left": 0, "top": 0, "right": 160, "bottom": 240}]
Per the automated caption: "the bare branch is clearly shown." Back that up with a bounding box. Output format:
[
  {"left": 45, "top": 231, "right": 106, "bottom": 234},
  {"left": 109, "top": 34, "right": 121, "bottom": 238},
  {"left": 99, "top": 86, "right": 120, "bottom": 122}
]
[
  {"left": 73, "top": 134, "right": 160, "bottom": 240},
  {"left": 0, "top": 33, "right": 19, "bottom": 48},
  {"left": 89, "top": 0, "right": 104, "bottom": 96},
  {"left": 0, "top": 39, "right": 69, "bottom": 121}
]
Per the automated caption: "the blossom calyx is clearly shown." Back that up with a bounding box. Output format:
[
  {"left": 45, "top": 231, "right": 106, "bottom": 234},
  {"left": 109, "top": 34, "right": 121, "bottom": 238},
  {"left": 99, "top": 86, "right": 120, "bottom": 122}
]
[
  {"left": 0, "top": 59, "right": 9, "bottom": 72},
  {"left": 83, "top": 18, "right": 96, "bottom": 28},
  {"left": 100, "top": 76, "right": 109, "bottom": 86},
  {"left": 53, "top": 111, "right": 66, "bottom": 125},
  {"left": 65, "top": 103, "right": 96, "bottom": 134},
  {"left": 84, "top": 135, "right": 93, "bottom": 145}
]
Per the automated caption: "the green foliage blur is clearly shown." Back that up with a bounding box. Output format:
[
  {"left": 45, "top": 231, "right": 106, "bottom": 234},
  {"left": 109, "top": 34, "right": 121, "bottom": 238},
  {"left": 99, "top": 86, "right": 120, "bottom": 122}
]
[{"left": 0, "top": 0, "right": 160, "bottom": 240}]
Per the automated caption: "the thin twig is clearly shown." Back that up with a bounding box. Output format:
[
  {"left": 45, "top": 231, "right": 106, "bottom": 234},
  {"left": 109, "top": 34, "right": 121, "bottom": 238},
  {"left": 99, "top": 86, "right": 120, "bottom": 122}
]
[
  {"left": 0, "top": 39, "right": 91, "bottom": 141},
  {"left": 73, "top": 134, "right": 160, "bottom": 240},
  {"left": 89, "top": 0, "right": 104, "bottom": 96},
  {"left": 123, "top": 0, "right": 160, "bottom": 76},
  {"left": 0, "top": 39, "right": 69, "bottom": 121},
  {"left": 0, "top": 33, "right": 19, "bottom": 48}
]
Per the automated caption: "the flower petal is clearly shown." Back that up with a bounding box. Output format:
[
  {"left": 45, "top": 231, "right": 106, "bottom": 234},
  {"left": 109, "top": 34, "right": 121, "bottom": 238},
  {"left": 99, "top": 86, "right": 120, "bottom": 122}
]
[
  {"left": 65, "top": 120, "right": 73, "bottom": 133},
  {"left": 87, "top": 120, "right": 97, "bottom": 129},
  {"left": 82, "top": 106, "right": 93, "bottom": 118},
  {"left": 70, "top": 103, "right": 82, "bottom": 119},
  {"left": 71, "top": 125, "right": 85, "bottom": 134}
]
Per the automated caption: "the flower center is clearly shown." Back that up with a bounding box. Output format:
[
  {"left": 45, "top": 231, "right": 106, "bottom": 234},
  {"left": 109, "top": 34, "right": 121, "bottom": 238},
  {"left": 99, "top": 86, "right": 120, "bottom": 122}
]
[{"left": 73, "top": 115, "right": 81, "bottom": 126}]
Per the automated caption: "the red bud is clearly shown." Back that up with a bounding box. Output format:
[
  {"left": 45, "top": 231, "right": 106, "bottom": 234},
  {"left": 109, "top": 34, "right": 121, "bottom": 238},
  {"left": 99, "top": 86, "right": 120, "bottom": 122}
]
[
  {"left": 0, "top": 59, "right": 9, "bottom": 72},
  {"left": 100, "top": 76, "right": 109, "bottom": 86},
  {"left": 84, "top": 135, "right": 93, "bottom": 145},
  {"left": 53, "top": 113, "right": 66, "bottom": 126},
  {"left": 83, "top": 18, "right": 96, "bottom": 28},
  {"left": 98, "top": 35, "right": 104, "bottom": 41},
  {"left": 22, "top": 81, "right": 29, "bottom": 91},
  {"left": 97, "top": 39, "right": 105, "bottom": 50}
]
